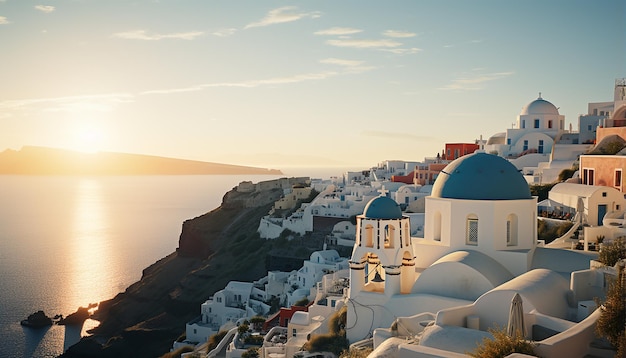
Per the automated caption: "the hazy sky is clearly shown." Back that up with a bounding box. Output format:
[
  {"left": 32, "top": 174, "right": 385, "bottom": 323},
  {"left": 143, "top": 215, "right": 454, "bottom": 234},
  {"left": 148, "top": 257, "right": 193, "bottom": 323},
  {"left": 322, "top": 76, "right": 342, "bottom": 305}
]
[{"left": 1, "top": 1, "right": 624, "bottom": 169}]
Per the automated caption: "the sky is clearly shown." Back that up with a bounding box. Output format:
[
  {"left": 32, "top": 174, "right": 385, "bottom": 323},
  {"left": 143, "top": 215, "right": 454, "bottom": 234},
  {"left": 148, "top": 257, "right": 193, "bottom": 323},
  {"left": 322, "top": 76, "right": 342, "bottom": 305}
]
[{"left": 0, "top": 0, "right": 624, "bottom": 169}]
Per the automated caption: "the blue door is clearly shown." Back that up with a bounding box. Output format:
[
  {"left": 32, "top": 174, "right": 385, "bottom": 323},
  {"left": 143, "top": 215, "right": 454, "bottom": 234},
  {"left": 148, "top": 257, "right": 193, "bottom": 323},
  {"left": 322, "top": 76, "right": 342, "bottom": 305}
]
[{"left": 598, "top": 204, "right": 607, "bottom": 225}]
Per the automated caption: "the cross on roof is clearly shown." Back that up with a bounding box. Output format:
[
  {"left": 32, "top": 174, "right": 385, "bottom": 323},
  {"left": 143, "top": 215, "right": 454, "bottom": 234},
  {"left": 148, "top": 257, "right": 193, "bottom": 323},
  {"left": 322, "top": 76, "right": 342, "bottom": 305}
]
[{"left": 378, "top": 185, "right": 389, "bottom": 197}]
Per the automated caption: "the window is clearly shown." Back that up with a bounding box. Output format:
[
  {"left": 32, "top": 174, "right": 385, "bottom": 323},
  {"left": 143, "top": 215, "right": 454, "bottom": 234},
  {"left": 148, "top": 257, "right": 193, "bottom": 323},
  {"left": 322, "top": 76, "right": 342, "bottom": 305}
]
[
  {"left": 521, "top": 120, "right": 525, "bottom": 129},
  {"left": 523, "top": 140, "right": 528, "bottom": 151},
  {"left": 433, "top": 211, "right": 442, "bottom": 241},
  {"left": 292, "top": 328, "right": 297, "bottom": 337},
  {"left": 615, "top": 170, "right": 622, "bottom": 188},
  {"left": 588, "top": 169, "right": 595, "bottom": 185},
  {"left": 405, "top": 223, "right": 411, "bottom": 246},
  {"left": 534, "top": 119, "right": 540, "bottom": 128},
  {"left": 384, "top": 225, "right": 395, "bottom": 248},
  {"left": 365, "top": 225, "right": 374, "bottom": 247},
  {"left": 602, "top": 192, "right": 607, "bottom": 197},
  {"left": 466, "top": 215, "right": 478, "bottom": 245},
  {"left": 548, "top": 120, "right": 553, "bottom": 129},
  {"left": 454, "top": 149, "right": 460, "bottom": 158},
  {"left": 506, "top": 214, "right": 518, "bottom": 246},
  {"left": 538, "top": 140, "right": 544, "bottom": 154},
  {"left": 507, "top": 138, "right": 511, "bottom": 145},
  {"left": 588, "top": 124, "right": 593, "bottom": 131}
]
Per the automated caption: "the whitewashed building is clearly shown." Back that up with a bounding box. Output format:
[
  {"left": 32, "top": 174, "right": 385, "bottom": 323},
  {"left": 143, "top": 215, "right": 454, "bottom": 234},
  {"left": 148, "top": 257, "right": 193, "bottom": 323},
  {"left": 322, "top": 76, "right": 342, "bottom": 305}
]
[{"left": 345, "top": 152, "right": 611, "bottom": 357}]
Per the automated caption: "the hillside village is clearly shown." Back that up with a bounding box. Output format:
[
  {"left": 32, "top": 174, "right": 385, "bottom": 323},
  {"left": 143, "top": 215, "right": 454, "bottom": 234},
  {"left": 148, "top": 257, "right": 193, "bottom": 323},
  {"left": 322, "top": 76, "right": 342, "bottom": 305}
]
[{"left": 170, "top": 79, "right": 626, "bottom": 358}]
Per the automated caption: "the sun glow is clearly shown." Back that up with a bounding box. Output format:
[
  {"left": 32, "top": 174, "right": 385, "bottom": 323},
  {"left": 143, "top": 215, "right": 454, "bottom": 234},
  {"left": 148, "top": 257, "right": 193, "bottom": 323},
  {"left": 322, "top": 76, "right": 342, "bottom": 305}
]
[{"left": 73, "top": 124, "right": 106, "bottom": 153}]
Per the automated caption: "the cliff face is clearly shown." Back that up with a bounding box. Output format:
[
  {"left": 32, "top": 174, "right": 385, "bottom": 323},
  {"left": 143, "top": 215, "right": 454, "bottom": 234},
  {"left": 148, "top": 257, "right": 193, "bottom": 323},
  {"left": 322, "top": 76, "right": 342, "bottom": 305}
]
[{"left": 61, "top": 180, "right": 288, "bottom": 358}]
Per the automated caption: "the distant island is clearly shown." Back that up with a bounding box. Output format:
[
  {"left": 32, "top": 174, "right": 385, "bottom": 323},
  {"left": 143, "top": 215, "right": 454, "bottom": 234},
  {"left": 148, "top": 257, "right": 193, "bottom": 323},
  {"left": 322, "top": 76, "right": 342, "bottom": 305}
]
[{"left": 0, "top": 146, "right": 283, "bottom": 175}]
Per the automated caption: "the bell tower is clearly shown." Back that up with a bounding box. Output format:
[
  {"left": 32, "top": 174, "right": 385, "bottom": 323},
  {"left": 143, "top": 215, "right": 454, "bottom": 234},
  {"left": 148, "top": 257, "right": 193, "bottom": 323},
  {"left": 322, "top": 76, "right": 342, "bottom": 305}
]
[{"left": 349, "top": 195, "right": 416, "bottom": 297}]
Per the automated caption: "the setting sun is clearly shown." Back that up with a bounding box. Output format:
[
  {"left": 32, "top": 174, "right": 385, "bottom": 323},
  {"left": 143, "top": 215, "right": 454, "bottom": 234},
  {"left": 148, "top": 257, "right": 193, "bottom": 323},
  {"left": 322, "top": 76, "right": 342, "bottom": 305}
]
[{"left": 73, "top": 124, "right": 105, "bottom": 153}]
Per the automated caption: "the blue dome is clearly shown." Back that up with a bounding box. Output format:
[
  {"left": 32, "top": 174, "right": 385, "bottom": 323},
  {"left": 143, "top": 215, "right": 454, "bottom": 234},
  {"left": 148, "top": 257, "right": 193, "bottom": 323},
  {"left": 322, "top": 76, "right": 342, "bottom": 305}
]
[
  {"left": 363, "top": 196, "right": 402, "bottom": 219},
  {"left": 431, "top": 152, "right": 531, "bottom": 200}
]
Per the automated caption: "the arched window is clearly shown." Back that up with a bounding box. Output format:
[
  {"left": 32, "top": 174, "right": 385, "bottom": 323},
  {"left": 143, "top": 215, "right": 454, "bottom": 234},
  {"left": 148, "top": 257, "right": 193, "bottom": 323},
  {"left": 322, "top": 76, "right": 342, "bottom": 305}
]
[
  {"left": 506, "top": 214, "right": 518, "bottom": 246},
  {"left": 365, "top": 224, "right": 374, "bottom": 247},
  {"left": 404, "top": 222, "right": 410, "bottom": 246},
  {"left": 466, "top": 214, "right": 478, "bottom": 245},
  {"left": 384, "top": 224, "right": 395, "bottom": 248}
]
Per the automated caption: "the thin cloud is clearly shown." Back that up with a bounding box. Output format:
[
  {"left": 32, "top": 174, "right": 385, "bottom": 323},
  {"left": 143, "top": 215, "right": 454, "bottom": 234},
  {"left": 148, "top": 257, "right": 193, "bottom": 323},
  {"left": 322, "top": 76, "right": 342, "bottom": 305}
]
[
  {"left": 383, "top": 30, "right": 416, "bottom": 38},
  {"left": 319, "top": 58, "right": 364, "bottom": 67},
  {"left": 319, "top": 58, "right": 376, "bottom": 74},
  {"left": 112, "top": 30, "right": 204, "bottom": 41},
  {"left": 142, "top": 71, "right": 339, "bottom": 95},
  {"left": 439, "top": 71, "right": 514, "bottom": 91},
  {"left": 326, "top": 38, "right": 402, "bottom": 49},
  {"left": 314, "top": 27, "right": 362, "bottom": 36},
  {"left": 35, "top": 5, "right": 55, "bottom": 13},
  {"left": 361, "top": 130, "right": 434, "bottom": 141},
  {"left": 0, "top": 16, "right": 9, "bottom": 25},
  {"left": 0, "top": 93, "right": 134, "bottom": 112},
  {"left": 212, "top": 28, "right": 237, "bottom": 37},
  {"left": 381, "top": 47, "right": 422, "bottom": 55},
  {"left": 245, "top": 6, "right": 321, "bottom": 29}
]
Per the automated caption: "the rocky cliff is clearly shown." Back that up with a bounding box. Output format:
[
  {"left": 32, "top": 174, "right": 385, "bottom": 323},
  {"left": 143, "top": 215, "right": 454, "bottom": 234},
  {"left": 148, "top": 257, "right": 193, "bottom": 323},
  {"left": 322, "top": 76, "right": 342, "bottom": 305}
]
[{"left": 61, "top": 178, "right": 315, "bottom": 358}]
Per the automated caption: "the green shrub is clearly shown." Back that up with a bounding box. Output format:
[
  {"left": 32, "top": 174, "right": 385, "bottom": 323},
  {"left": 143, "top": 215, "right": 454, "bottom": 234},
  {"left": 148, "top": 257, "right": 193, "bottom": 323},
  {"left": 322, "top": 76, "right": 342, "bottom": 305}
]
[
  {"left": 238, "top": 323, "right": 250, "bottom": 335},
  {"left": 537, "top": 219, "right": 573, "bottom": 243},
  {"left": 596, "top": 268, "right": 625, "bottom": 356},
  {"left": 557, "top": 168, "right": 577, "bottom": 182},
  {"left": 207, "top": 330, "right": 228, "bottom": 351},
  {"left": 470, "top": 327, "right": 536, "bottom": 358},
  {"left": 304, "top": 306, "right": 349, "bottom": 356},
  {"left": 241, "top": 347, "right": 260, "bottom": 358},
  {"left": 160, "top": 345, "right": 195, "bottom": 358},
  {"left": 304, "top": 333, "right": 349, "bottom": 356},
  {"left": 339, "top": 347, "right": 373, "bottom": 358},
  {"left": 599, "top": 238, "right": 626, "bottom": 266},
  {"left": 294, "top": 298, "right": 309, "bottom": 307},
  {"left": 328, "top": 306, "right": 347, "bottom": 335}
]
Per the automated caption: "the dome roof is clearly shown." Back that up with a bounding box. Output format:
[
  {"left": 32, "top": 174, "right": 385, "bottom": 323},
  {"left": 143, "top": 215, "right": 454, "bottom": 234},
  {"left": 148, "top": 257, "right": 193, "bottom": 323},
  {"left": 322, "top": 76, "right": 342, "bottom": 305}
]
[
  {"left": 431, "top": 152, "right": 531, "bottom": 200},
  {"left": 520, "top": 95, "right": 559, "bottom": 115},
  {"left": 363, "top": 196, "right": 402, "bottom": 219}
]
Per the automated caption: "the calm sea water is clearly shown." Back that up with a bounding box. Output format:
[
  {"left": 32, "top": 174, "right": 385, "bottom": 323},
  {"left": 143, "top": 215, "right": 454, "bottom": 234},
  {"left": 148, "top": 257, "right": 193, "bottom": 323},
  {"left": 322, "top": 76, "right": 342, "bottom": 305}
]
[{"left": 0, "top": 172, "right": 347, "bottom": 358}]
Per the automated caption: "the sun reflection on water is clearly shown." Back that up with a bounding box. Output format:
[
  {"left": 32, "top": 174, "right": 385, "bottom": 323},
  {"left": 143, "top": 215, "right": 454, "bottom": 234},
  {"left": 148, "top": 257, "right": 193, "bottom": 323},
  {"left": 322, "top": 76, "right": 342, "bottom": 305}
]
[{"left": 69, "top": 179, "right": 110, "bottom": 334}]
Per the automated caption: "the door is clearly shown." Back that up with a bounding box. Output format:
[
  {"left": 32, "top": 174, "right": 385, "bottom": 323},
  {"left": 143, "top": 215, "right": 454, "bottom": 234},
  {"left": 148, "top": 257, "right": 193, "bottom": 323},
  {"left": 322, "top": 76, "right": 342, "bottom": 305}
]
[{"left": 597, "top": 204, "right": 607, "bottom": 225}]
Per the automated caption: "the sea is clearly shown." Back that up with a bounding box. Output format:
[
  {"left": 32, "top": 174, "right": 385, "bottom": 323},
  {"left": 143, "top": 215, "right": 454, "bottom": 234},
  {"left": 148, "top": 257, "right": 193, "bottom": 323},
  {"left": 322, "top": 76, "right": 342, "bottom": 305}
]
[{"left": 0, "top": 168, "right": 345, "bottom": 357}]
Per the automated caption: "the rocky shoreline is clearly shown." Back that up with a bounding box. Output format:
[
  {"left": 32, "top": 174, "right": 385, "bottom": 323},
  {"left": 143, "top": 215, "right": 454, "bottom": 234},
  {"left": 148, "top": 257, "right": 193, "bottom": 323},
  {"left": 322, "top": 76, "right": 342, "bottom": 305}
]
[
  {"left": 21, "top": 303, "right": 98, "bottom": 329},
  {"left": 60, "top": 178, "right": 320, "bottom": 358}
]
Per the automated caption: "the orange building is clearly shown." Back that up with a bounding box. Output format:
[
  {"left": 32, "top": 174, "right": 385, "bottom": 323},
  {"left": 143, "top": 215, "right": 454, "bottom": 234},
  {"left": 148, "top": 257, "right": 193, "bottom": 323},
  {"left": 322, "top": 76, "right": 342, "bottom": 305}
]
[
  {"left": 579, "top": 100, "right": 626, "bottom": 192},
  {"left": 443, "top": 143, "right": 480, "bottom": 160}
]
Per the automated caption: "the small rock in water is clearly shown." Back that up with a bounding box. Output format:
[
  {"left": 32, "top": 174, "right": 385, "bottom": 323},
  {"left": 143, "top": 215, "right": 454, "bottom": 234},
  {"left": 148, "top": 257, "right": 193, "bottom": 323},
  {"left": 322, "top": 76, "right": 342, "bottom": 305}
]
[{"left": 20, "top": 310, "right": 53, "bottom": 328}]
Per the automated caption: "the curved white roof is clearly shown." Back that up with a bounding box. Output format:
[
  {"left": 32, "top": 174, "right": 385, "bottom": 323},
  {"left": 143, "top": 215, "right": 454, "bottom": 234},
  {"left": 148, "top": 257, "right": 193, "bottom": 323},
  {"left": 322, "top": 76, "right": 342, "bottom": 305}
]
[
  {"left": 550, "top": 182, "right": 615, "bottom": 198},
  {"left": 413, "top": 250, "right": 513, "bottom": 301}
]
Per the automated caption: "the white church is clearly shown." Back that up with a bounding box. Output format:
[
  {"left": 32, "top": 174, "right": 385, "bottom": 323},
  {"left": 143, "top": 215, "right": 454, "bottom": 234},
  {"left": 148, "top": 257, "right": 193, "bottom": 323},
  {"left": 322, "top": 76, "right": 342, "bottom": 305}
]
[{"left": 347, "top": 151, "right": 615, "bottom": 357}]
